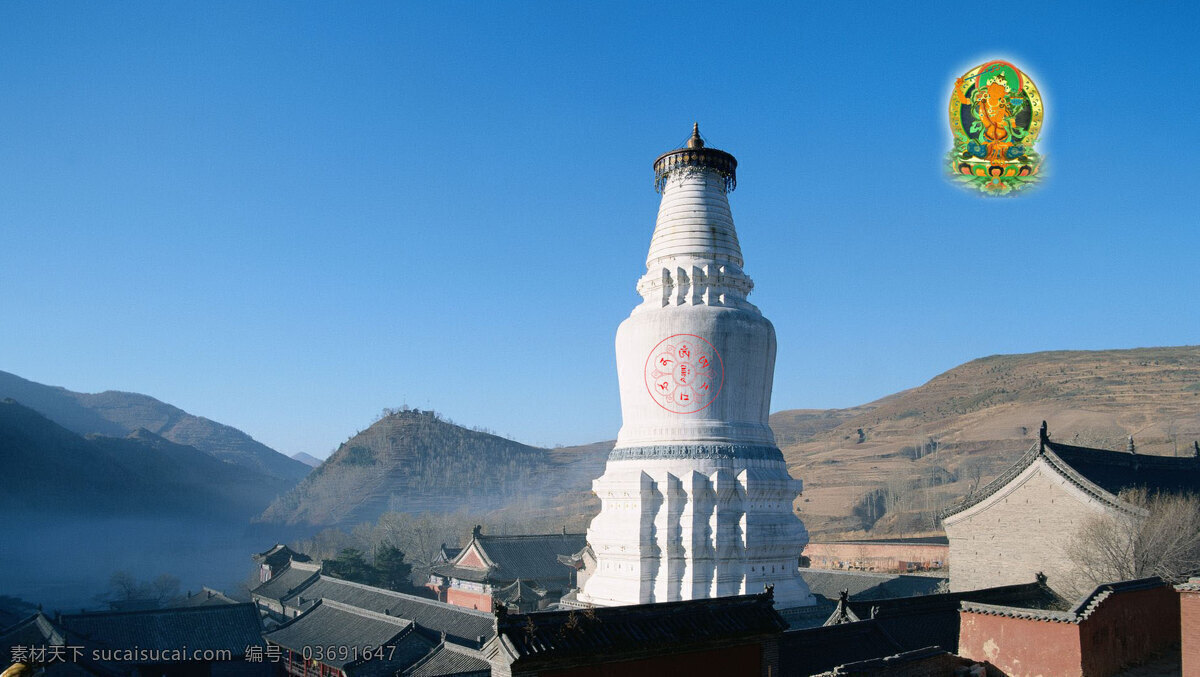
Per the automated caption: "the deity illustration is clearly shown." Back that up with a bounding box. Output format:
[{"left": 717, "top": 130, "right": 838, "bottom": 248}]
[{"left": 948, "top": 60, "right": 1044, "bottom": 196}]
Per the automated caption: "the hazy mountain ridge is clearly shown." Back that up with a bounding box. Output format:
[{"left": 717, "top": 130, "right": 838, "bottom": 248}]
[
  {"left": 291, "top": 451, "right": 323, "bottom": 467},
  {"left": 773, "top": 345, "right": 1200, "bottom": 536},
  {"left": 0, "top": 399, "right": 290, "bottom": 519},
  {"left": 0, "top": 370, "right": 308, "bottom": 482},
  {"left": 256, "top": 409, "right": 611, "bottom": 529}
]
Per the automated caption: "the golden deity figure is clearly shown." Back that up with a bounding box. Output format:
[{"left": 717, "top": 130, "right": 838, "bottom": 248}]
[{"left": 948, "top": 60, "right": 1044, "bottom": 195}]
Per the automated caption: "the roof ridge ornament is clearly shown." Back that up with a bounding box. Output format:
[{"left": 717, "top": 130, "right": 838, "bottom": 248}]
[{"left": 1039, "top": 421, "right": 1049, "bottom": 453}]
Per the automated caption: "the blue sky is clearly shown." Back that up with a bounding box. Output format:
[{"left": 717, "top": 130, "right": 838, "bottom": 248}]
[{"left": 2, "top": 2, "right": 1197, "bottom": 458}]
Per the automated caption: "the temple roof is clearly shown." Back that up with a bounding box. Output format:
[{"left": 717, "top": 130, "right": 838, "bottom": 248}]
[
  {"left": 280, "top": 575, "right": 493, "bottom": 647},
  {"left": 249, "top": 560, "right": 321, "bottom": 602},
  {"left": 173, "top": 587, "right": 238, "bottom": 607},
  {"left": 402, "top": 641, "right": 490, "bottom": 676},
  {"left": 432, "top": 531, "right": 586, "bottom": 585},
  {"left": 778, "top": 620, "right": 903, "bottom": 676},
  {"left": 264, "top": 600, "right": 435, "bottom": 675},
  {"left": 493, "top": 579, "right": 547, "bottom": 604},
  {"left": 0, "top": 611, "right": 65, "bottom": 649},
  {"left": 0, "top": 613, "right": 119, "bottom": 677},
  {"left": 491, "top": 590, "right": 784, "bottom": 667},
  {"left": 253, "top": 543, "right": 312, "bottom": 568},
  {"left": 941, "top": 421, "right": 1200, "bottom": 520},
  {"left": 59, "top": 603, "right": 264, "bottom": 660},
  {"left": 840, "top": 579, "right": 1067, "bottom": 653},
  {"left": 960, "top": 576, "right": 1169, "bottom": 624},
  {"left": 799, "top": 570, "right": 944, "bottom": 602}
]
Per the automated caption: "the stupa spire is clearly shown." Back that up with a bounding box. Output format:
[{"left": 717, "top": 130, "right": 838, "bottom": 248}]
[{"left": 576, "top": 128, "right": 815, "bottom": 610}]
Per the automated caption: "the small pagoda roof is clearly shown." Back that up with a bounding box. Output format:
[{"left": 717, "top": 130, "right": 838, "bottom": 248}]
[
  {"left": 493, "top": 579, "right": 547, "bottom": 604},
  {"left": 249, "top": 560, "right": 321, "bottom": 602},
  {"left": 432, "top": 545, "right": 462, "bottom": 564},
  {"left": 59, "top": 603, "right": 264, "bottom": 661},
  {"left": 557, "top": 544, "right": 595, "bottom": 569},
  {"left": 264, "top": 600, "right": 436, "bottom": 676},
  {"left": 490, "top": 589, "right": 784, "bottom": 668},
  {"left": 942, "top": 422, "right": 1200, "bottom": 520},
  {"left": 279, "top": 575, "right": 493, "bottom": 647},
  {"left": 253, "top": 544, "right": 312, "bottom": 568}
]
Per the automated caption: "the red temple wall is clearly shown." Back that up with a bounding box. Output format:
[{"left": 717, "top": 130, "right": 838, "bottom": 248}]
[
  {"left": 1182, "top": 587, "right": 1200, "bottom": 677},
  {"left": 1077, "top": 586, "right": 1179, "bottom": 676},
  {"left": 959, "top": 612, "right": 1081, "bottom": 677},
  {"left": 446, "top": 587, "right": 492, "bottom": 611},
  {"left": 802, "top": 542, "right": 948, "bottom": 572}
]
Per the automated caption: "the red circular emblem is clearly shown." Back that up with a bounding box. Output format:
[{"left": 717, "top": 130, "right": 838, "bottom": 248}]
[{"left": 643, "top": 334, "right": 724, "bottom": 413}]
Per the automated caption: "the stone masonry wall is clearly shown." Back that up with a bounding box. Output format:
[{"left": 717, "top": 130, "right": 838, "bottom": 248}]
[{"left": 944, "top": 459, "right": 1124, "bottom": 595}]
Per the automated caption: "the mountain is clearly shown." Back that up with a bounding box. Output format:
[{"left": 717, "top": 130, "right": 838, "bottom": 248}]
[
  {"left": 0, "top": 370, "right": 309, "bottom": 482},
  {"left": 256, "top": 408, "right": 609, "bottom": 529},
  {"left": 773, "top": 345, "right": 1200, "bottom": 536},
  {"left": 0, "top": 399, "right": 292, "bottom": 519},
  {"left": 262, "top": 346, "right": 1200, "bottom": 540},
  {"left": 291, "top": 452, "right": 323, "bottom": 468}
]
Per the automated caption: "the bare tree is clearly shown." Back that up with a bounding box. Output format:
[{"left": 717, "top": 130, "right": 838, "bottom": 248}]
[{"left": 1066, "top": 488, "right": 1200, "bottom": 596}]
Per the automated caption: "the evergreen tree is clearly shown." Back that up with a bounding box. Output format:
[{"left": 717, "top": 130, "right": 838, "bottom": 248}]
[
  {"left": 325, "top": 548, "right": 371, "bottom": 583},
  {"left": 373, "top": 544, "right": 414, "bottom": 591}
]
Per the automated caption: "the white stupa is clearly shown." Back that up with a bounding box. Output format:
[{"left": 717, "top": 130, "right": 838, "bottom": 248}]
[{"left": 576, "top": 125, "right": 816, "bottom": 608}]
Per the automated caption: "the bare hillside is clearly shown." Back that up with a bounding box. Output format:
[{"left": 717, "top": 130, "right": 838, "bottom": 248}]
[{"left": 773, "top": 346, "right": 1200, "bottom": 536}]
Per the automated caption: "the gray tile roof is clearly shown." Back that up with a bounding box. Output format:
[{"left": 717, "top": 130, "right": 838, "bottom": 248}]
[
  {"left": 280, "top": 575, "right": 494, "bottom": 647},
  {"left": 943, "top": 423, "right": 1200, "bottom": 519},
  {"left": 961, "top": 576, "right": 1171, "bottom": 624},
  {"left": 842, "top": 579, "right": 1067, "bottom": 653},
  {"left": 254, "top": 544, "right": 312, "bottom": 569},
  {"left": 0, "top": 614, "right": 120, "bottom": 677},
  {"left": 493, "top": 590, "right": 785, "bottom": 666},
  {"left": 1176, "top": 577, "right": 1200, "bottom": 592},
  {"left": 1047, "top": 439, "right": 1200, "bottom": 499},
  {"left": 799, "top": 570, "right": 944, "bottom": 602},
  {"left": 173, "top": 587, "right": 238, "bottom": 607},
  {"left": 250, "top": 561, "right": 320, "bottom": 602},
  {"left": 402, "top": 642, "right": 490, "bottom": 676},
  {"left": 263, "top": 600, "right": 435, "bottom": 675},
  {"left": 59, "top": 603, "right": 264, "bottom": 660},
  {"left": 493, "top": 579, "right": 546, "bottom": 604},
  {"left": 778, "top": 620, "right": 904, "bottom": 677},
  {"left": 433, "top": 533, "right": 585, "bottom": 586}
]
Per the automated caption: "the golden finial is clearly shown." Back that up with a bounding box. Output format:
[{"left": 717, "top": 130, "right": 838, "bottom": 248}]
[{"left": 686, "top": 122, "right": 704, "bottom": 149}]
